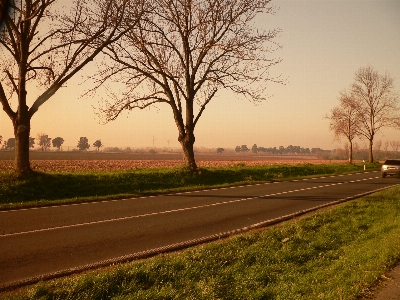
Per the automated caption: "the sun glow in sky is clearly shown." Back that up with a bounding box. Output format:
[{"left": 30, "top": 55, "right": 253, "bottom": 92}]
[{"left": 0, "top": 0, "right": 399, "bottom": 151}]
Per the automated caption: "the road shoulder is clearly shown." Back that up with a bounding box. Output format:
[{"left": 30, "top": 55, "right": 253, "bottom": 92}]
[{"left": 364, "top": 262, "right": 400, "bottom": 299}]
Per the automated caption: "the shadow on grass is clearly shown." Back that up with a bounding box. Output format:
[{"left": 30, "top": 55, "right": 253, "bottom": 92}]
[{"left": 0, "top": 163, "right": 379, "bottom": 207}]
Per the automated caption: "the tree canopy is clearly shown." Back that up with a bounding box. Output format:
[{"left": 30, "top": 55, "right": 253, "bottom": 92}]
[
  {"left": 77, "top": 137, "right": 90, "bottom": 151},
  {"left": 93, "top": 139, "right": 103, "bottom": 152},
  {"left": 37, "top": 133, "right": 51, "bottom": 151},
  {"left": 327, "top": 93, "right": 360, "bottom": 163},
  {"left": 94, "top": 0, "right": 281, "bottom": 170},
  {"left": 344, "top": 66, "right": 399, "bottom": 162},
  {"left": 52, "top": 137, "right": 64, "bottom": 150},
  {"left": 0, "top": 0, "right": 144, "bottom": 175}
]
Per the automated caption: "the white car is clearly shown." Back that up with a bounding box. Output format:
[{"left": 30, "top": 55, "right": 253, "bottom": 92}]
[{"left": 381, "top": 159, "right": 400, "bottom": 178}]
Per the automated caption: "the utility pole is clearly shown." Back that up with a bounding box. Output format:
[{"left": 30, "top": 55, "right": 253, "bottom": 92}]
[{"left": 152, "top": 136, "right": 156, "bottom": 148}]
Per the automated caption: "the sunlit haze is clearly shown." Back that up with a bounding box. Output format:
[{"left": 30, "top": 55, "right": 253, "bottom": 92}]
[{"left": 0, "top": 0, "right": 399, "bottom": 151}]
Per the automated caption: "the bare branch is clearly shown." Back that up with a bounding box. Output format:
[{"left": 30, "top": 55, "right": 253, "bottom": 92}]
[
  {"left": 28, "top": 0, "right": 145, "bottom": 116},
  {"left": 0, "top": 82, "right": 16, "bottom": 121},
  {"left": 90, "top": 0, "right": 281, "bottom": 170},
  {"left": 194, "top": 88, "right": 217, "bottom": 127},
  {"left": 0, "top": 0, "right": 145, "bottom": 175},
  {"left": 5, "top": 69, "right": 18, "bottom": 93},
  {"left": 334, "top": 66, "right": 400, "bottom": 162}
]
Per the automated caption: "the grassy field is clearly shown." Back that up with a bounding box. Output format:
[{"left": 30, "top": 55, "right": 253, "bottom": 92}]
[
  {"left": 0, "top": 162, "right": 379, "bottom": 209},
  {"left": 2, "top": 185, "right": 400, "bottom": 300},
  {"left": 0, "top": 151, "right": 347, "bottom": 172}
]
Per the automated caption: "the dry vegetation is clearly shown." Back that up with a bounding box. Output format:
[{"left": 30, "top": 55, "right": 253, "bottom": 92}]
[{"left": 0, "top": 152, "right": 348, "bottom": 173}]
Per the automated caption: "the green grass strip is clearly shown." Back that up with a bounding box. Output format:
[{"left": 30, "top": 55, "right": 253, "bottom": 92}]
[
  {"left": 0, "top": 163, "right": 379, "bottom": 209},
  {"left": 2, "top": 186, "right": 400, "bottom": 300}
]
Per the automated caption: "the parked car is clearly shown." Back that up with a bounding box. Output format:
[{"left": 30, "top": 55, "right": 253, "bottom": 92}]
[{"left": 381, "top": 159, "right": 400, "bottom": 178}]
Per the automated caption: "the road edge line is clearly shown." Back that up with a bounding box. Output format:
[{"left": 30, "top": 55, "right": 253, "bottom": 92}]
[{"left": 1, "top": 182, "right": 398, "bottom": 292}]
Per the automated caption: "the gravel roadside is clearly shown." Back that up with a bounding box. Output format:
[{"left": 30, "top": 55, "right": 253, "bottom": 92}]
[{"left": 364, "top": 263, "right": 400, "bottom": 299}]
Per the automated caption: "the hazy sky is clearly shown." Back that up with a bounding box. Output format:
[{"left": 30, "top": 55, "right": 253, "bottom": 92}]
[{"left": 0, "top": 0, "right": 399, "bottom": 150}]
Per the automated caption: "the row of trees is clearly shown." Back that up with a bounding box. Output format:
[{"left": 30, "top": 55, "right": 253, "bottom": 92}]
[
  {"left": 0, "top": 134, "right": 103, "bottom": 152},
  {"left": 324, "top": 141, "right": 400, "bottom": 161},
  {"left": 233, "top": 144, "right": 326, "bottom": 155},
  {"left": 0, "top": 0, "right": 280, "bottom": 176},
  {"left": 327, "top": 66, "right": 400, "bottom": 163},
  {"left": 76, "top": 137, "right": 103, "bottom": 152},
  {"left": 372, "top": 140, "right": 400, "bottom": 153}
]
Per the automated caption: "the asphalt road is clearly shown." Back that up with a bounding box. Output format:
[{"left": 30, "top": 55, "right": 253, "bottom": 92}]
[{"left": 1, "top": 171, "right": 399, "bottom": 289}]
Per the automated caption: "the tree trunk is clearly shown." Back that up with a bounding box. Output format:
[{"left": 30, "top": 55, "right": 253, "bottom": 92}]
[
  {"left": 368, "top": 139, "right": 374, "bottom": 163},
  {"left": 172, "top": 95, "right": 198, "bottom": 171},
  {"left": 348, "top": 140, "right": 353, "bottom": 164},
  {"left": 14, "top": 37, "right": 33, "bottom": 176},
  {"left": 13, "top": 115, "right": 33, "bottom": 176},
  {"left": 179, "top": 132, "right": 198, "bottom": 171}
]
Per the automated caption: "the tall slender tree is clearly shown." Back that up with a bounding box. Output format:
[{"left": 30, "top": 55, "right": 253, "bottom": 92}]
[
  {"left": 94, "top": 0, "right": 282, "bottom": 171},
  {"left": 349, "top": 66, "right": 399, "bottom": 163},
  {"left": 327, "top": 92, "right": 360, "bottom": 163},
  {"left": 0, "top": 0, "right": 143, "bottom": 175}
]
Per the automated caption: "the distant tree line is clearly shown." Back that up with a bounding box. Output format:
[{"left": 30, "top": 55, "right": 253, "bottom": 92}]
[
  {"left": 232, "top": 144, "right": 326, "bottom": 156},
  {"left": 0, "top": 134, "right": 103, "bottom": 152},
  {"left": 331, "top": 140, "right": 400, "bottom": 161}
]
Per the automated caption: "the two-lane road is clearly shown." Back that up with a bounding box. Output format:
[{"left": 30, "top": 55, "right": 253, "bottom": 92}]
[{"left": 1, "top": 171, "right": 399, "bottom": 289}]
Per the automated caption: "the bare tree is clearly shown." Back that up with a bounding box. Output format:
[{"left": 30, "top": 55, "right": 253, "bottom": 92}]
[
  {"left": 36, "top": 133, "right": 51, "bottom": 151},
  {"left": 390, "top": 140, "right": 400, "bottom": 153},
  {"left": 327, "top": 93, "right": 360, "bottom": 163},
  {"left": 93, "top": 139, "right": 103, "bottom": 152},
  {"left": 373, "top": 139, "right": 382, "bottom": 151},
  {"left": 94, "top": 0, "right": 282, "bottom": 171},
  {"left": 373, "top": 139, "right": 382, "bottom": 154},
  {"left": 383, "top": 140, "right": 389, "bottom": 153},
  {"left": 349, "top": 66, "right": 400, "bottom": 163},
  {"left": 0, "top": 0, "right": 143, "bottom": 176}
]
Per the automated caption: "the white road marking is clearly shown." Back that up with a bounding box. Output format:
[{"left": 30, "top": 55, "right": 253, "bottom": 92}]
[
  {"left": 1, "top": 171, "right": 380, "bottom": 215},
  {"left": 2, "top": 176, "right": 378, "bottom": 237}
]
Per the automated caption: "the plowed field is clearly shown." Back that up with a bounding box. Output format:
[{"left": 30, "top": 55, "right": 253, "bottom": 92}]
[{"left": 0, "top": 151, "right": 347, "bottom": 173}]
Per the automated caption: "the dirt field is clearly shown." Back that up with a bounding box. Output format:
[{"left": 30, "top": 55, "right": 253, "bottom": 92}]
[{"left": 0, "top": 151, "right": 347, "bottom": 173}]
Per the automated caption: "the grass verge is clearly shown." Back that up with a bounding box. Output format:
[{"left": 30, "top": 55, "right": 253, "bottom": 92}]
[
  {"left": 0, "top": 162, "right": 379, "bottom": 209},
  {"left": 2, "top": 185, "right": 400, "bottom": 299}
]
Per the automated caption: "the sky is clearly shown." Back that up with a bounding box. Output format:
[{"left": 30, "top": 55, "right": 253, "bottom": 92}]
[{"left": 0, "top": 0, "right": 399, "bottom": 151}]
